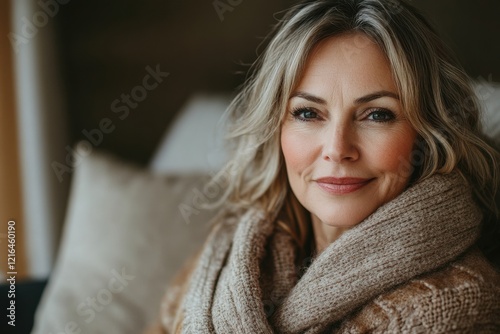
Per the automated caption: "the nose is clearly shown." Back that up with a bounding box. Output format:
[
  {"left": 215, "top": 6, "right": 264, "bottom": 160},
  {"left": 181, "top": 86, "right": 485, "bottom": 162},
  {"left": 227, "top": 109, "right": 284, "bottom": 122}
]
[{"left": 322, "top": 123, "right": 359, "bottom": 163}]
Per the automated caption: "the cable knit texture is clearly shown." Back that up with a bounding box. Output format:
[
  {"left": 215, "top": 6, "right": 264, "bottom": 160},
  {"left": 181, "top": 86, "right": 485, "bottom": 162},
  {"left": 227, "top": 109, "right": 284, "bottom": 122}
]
[{"left": 145, "top": 172, "right": 500, "bottom": 333}]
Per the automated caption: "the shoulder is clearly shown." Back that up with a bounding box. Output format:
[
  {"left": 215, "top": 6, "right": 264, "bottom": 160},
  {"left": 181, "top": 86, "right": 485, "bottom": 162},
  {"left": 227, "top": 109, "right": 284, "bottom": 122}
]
[{"left": 339, "top": 249, "right": 500, "bottom": 333}]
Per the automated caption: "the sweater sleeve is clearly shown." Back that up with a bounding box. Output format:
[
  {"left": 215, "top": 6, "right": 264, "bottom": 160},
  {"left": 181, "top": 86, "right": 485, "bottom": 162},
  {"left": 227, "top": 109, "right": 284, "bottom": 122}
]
[{"left": 142, "top": 248, "right": 203, "bottom": 334}]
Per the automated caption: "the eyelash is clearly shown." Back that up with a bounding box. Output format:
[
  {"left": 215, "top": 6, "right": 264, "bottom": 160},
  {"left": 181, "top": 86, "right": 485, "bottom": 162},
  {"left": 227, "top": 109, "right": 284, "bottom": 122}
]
[
  {"left": 291, "top": 107, "right": 319, "bottom": 122},
  {"left": 366, "top": 109, "right": 396, "bottom": 122},
  {"left": 290, "top": 107, "right": 396, "bottom": 123}
]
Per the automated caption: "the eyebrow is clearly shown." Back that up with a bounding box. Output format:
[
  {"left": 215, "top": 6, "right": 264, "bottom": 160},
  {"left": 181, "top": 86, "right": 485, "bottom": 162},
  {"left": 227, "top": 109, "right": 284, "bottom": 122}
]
[{"left": 290, "top": 90, "right": 400, "bottom": 105}]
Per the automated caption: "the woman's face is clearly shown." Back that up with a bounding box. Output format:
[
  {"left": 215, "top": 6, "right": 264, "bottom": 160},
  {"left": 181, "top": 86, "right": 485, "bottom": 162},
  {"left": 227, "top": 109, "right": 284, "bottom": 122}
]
[{"left": 281, "top": 33, "right": 417, "bottom": 230}]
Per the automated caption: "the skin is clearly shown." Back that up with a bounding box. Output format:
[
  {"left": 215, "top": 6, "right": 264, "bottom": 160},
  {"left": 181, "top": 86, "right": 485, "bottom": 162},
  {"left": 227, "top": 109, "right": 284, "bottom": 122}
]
[{"left": 280, "top": 33, "right": 417, "bottom": 254}]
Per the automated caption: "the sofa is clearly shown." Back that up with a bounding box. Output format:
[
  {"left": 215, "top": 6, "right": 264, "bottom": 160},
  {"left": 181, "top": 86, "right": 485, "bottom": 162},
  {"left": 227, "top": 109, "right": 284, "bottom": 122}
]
[{"left": 30, "top": 83, "right": 500, "bottom": 334}]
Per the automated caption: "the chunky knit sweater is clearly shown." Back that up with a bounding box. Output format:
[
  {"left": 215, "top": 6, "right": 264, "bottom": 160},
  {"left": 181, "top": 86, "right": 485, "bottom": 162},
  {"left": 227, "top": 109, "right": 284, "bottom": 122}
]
[{"left": 145, "top": 172, "right": 500, "bottom": 333}]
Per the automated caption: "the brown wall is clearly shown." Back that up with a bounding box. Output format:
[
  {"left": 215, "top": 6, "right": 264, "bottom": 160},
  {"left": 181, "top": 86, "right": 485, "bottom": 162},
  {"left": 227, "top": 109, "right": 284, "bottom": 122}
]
[
  {"left": 56, "top": 0, "right": 295, "bottom": 164},
  {"left": 413, "top": 0, "right": 500, "bottom": 81}
]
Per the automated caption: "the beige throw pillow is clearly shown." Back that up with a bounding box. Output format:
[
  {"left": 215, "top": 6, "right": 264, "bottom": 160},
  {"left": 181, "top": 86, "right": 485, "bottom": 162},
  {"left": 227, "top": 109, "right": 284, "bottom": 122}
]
[{"left": 32, "top": 146, "right": 217, "bottom": 334}]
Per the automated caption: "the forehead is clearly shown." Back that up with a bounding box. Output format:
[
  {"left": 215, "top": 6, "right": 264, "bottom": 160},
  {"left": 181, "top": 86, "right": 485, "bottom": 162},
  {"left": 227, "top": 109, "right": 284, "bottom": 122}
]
[{"left": 295, "top": 32, "right": 397, "bottom": 98}]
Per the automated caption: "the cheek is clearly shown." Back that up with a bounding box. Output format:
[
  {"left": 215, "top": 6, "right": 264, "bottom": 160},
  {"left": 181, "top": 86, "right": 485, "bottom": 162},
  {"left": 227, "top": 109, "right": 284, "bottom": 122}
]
[
  {"left": 280, "top": 126, "right": 313, "bottom": 173},
  {"left": 367, "top": 128, "right": 416, "bottom": 177}
]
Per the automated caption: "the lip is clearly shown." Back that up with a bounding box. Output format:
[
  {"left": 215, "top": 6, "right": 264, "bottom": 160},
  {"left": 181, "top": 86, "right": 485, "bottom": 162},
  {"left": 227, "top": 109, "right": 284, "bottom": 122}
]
[{"left": 314, "top": 177, "right": 374, "bottom": 195}]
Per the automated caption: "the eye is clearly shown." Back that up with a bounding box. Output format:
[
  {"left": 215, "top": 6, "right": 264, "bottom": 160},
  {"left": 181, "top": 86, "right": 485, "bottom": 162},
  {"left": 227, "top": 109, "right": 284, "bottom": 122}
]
[
  {"left": 366, "top": 109, "right": 395, "bottom": 122},
  {"left": 291, "top": 107, "right": 320, "bottom": 122}
]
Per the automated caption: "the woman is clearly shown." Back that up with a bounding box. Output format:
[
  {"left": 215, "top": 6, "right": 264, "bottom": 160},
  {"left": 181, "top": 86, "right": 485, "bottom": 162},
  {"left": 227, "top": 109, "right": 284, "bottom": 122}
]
[{"left": 146, "top": 0, "right": 500, "bottom": 332}]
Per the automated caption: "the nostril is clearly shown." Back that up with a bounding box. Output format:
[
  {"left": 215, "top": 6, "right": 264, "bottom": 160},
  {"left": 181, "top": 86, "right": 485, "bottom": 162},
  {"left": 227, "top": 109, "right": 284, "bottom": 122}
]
[{"left": 322, "top": 140, "right": 359, "bottom": 162}]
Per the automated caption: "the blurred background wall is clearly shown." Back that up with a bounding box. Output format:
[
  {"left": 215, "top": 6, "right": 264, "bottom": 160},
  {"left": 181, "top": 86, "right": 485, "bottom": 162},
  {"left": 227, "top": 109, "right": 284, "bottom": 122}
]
[
  {"left": 2, "top": 0, "right": 499, "bottom": 280},
  {"left": 57, "top": 0, "right": 500, "bottom": 163}
]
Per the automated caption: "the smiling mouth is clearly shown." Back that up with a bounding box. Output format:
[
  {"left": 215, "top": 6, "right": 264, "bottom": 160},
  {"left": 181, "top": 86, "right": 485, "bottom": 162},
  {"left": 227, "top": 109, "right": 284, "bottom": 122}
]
[{"left": 314, "top": 177, "right": 374, "bottom": 195}]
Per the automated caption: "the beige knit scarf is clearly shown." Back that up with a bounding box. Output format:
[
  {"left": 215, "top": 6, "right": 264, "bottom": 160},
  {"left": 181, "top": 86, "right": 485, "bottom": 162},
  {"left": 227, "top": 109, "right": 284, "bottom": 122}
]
[{"left": 178, "top": 172, "right": 482, "bottom": 333}]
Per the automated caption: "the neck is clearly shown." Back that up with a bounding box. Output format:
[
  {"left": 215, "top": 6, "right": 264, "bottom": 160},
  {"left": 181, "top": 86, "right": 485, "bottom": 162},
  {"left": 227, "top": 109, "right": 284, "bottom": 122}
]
[{"left": 311, "top": 214, "right": 350, "bottom": 254}]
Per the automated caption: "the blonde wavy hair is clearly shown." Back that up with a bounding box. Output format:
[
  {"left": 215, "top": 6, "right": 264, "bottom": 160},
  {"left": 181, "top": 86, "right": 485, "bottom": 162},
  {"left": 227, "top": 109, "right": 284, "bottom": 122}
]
[{"left": 208, "top": 0, "right": 500, "bottom": 260}]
